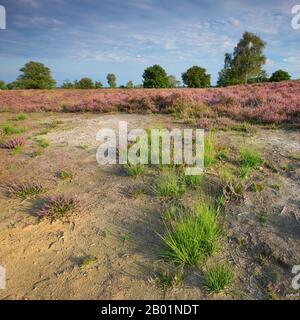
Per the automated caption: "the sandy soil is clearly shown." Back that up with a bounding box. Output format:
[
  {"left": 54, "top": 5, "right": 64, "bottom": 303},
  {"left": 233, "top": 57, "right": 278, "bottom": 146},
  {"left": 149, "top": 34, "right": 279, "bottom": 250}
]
[{"left": 0, "top": 112, "right": 299, "bottom": 300}]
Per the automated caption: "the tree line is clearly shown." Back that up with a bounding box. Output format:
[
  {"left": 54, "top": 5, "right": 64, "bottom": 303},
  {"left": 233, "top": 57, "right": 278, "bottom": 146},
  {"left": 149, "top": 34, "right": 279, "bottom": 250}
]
[{"left": 0, "top": 32, "right": 293, "bottom": 91}]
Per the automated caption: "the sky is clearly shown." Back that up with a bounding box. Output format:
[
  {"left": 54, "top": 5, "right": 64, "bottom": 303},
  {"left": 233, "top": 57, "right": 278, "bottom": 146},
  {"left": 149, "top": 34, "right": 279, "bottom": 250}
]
[{"left": 0, "top": 0, "right": 300, "bottom": 86}]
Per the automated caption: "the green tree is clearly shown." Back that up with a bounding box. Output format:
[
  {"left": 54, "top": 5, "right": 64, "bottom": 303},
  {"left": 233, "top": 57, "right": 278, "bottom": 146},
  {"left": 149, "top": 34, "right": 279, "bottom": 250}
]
[
  {"left": 231, "top": 32, "right": 266, "bottom": 84},
  {"left": 269, "top": 70, "right": 291, "bottom": 82},
  {"left": 61, "top": 80, "right": 74, "bottom": 89},
  {"left": 126, "top": 80, "right": 134, "bottom": 88},
  {"left": 217, "top": 32, "right": 267, "bottom": 86},
  {"left": 182, "top": 66, "right": 211, "bottom": 88},
  {"left": 95, "top": 81, "right": 103, "bottom": 89},
  {"left": 15, "top": 61, "right": 56, "bottom": 89},
  {"left": 107, "top": 74, "right": 117, "bottom": 88},
  {"left": 168, "top": 75, "right": 180, "bottom": 88},
  {"left": 217, "top": 53, "right": 237, "bottom": 87},
  {"left": 75, "top": 78, "right": 95, "bottom": 89},
  {"left": 0, "top": 80, "right": 7, "bottom": 90},
  {"left": 143, "top": 65, "right": 169, "bottom": 88}
]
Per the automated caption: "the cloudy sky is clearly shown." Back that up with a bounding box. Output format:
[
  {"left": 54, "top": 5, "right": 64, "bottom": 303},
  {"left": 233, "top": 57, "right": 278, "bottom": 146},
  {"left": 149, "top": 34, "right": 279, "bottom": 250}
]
[{"left": 0, "top": 0, "right": 299, "bottom": 85}]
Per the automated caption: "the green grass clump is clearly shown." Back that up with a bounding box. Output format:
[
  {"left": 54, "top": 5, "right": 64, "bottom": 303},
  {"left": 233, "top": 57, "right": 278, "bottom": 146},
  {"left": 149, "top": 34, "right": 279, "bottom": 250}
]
[
  {"left": 155, "top": 270, "right": 184, "bottom": 290},
  {"left": 124, "top": 163, "right": 145, "bottom": 176},
  {"left": 35, "top": 136, "right": 49, "bottom": 148},
  {"left": 251, "top": 182, "right": 264, "bottom": 192},
  {"left": 14, "top": 113, "right": 28, "bottom": 121},
  {"left": 239, "top": 147, "right": 264, "bottom": 169},
  {"left": 2, "top": 124, "right": 25, "bottom": 135},
  {"left": 204, "top": 263, "right": 234, "bottom": 294},
  {"left": 155, "top": 172, "right": 185, "bottom": 197},
  {"left": 31, "top": 149, "right": 42, "bottom": 158},
  {"left": 79, "top": 255, "right": 97, "bottom": 268},
  {"left": 237, "top": 165, "right": 251, "bottom": 179},
  {"left": 6, "top": 182, "right": 44, "bottom": 200},
  {"left": 160, "top": 202, "right": 220, "bottom": 265},
  {"left": 230, "top": 122, "right": 257, "bottom": 135},
  {"left": 258, "top": 212, "right": 268, "bottom": 226},
  {"left": 78, "top": 144, "right": 89, "bottom": 150},
  {"left": 204, "top": 134, "right": 216, "bottom": 168},
  {"left": 289, "top": 152, "right": 300, "bottom": 161},
  {"left": 183, "top": 173, "right": 204, "bottom": 189},
  {"left": 57, "top": 170, "right": 73, "bottom": 180}
]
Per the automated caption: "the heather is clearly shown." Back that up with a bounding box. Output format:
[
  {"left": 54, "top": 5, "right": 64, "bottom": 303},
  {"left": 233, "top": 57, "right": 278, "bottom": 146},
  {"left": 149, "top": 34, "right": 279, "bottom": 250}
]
[{"left": 0, "top": 80, "right": 299, "bottom": 126}]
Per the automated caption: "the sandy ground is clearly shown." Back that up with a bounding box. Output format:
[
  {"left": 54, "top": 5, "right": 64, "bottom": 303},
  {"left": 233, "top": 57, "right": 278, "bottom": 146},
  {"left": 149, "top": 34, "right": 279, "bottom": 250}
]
[{"left": 0, "top": 112, "right": 299, "bottom": 300}]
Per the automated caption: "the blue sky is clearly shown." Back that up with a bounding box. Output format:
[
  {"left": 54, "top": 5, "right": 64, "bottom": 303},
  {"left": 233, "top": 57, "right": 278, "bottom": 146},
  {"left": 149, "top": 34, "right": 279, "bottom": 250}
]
[{"left": 0, "top": 0, "right": 299, "bottom": 85}]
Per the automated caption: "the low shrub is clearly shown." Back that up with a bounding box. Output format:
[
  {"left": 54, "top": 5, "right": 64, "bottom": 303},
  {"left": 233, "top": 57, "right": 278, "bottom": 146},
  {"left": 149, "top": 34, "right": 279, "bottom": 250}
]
[
  {"left": 5, "top": 182, "right": 44, "bottom": 199},
  {"left": 38, "top": 195, "right": 79, "bottom": 221},
  {"left": 0, "top": 136, "right": 26, "bottom": 149}
]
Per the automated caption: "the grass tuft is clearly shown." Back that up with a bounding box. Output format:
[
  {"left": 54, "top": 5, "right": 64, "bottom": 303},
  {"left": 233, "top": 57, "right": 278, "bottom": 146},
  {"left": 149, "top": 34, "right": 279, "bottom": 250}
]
[
  {"left": 14, "top": 113, "right": 28, "bottom": 121},
  {"left": 79, "top": 255, "right": 97, "bottom": 268},
  {"left": 124, "top": 163, "right": 145, "bottom": 176},
  {"left": 154, "top": 172, "right": 185, "bottom": 197},
  {"left": 35, "top": 136, "right": 49, "bottom": 148},
  {"left": 57, "top": 170, "right": 73, "bottom": 180},
  {"left": 204, "top": 134, "right": 217, "bottom": 168},
  {"left": 289, "top": 152, "right": 300, "bottom": 161},
  {"left": 239, "top": 147, "right": 264, "bottom": 169},
  {"left": 2, "top": 124, "right": 26, "bottom": 135},
  {"left": 204, "top": 263, "right": 234, "bottom": 294},
  {"left": 160, "top": 202, "right": 220, "bottom": 265},
  {"left": 183, "top": 173, "right": 204, "bottom": 189},
  {"left": 38, "top": 194, "right": 79, "bottom": 221},
  {"left": 5, "top": 182, "right": 44, "bottom": 200},
  {"left": 155, "top": 270, "right": 184, "bottom": 290}
]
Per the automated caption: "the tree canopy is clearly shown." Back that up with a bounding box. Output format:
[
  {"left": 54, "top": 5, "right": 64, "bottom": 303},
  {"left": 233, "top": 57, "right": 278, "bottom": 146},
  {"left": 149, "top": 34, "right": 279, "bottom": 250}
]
[
  {"left": 182, "top": 66, "right": 211, "bottom": 88},
  {"left": 143, "top": 65, "right": 169, "bottom": 88},
  {"left": 75, "top": 77, "right": 95, "bottom": 89},
  {"left": 217, "top": 32, "right": 267, "bottom": 86},
  {"left": 0, "top": 80, "right": 7, "bottom": 90},
  {"left": 14, "top": 61, "right": 56, "bottom": 89},
  {"left": 107, "top": 74, "right": 117, "bottom": 88},
  {"left": 269, "top": 70, "right": 291, "bottom": 82}
]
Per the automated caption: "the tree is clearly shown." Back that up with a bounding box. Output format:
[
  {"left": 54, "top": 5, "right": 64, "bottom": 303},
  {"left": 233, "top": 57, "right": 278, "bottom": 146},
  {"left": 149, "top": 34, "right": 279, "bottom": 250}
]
[
  {"left": 249, "top": 70, "right": 269, "bottom": 83},
  {"left": 126, "top": 80, "right": 134, "bottom": 88},
  {"left": 75, "top": 78, "right": 95, "bottom": 89},
  {"left": 168, "top": 75, "right": 180, "bottom": 88},
  {"left": 61, "top": 80, "right": 74, "bottom": 89},
  {"left": 182, "top": 66, "right": 211, "bottom": 88},
  {"left": 95, "top": 81, "right": 103, "bottom": 89},
  {"left": 217, "top": 53, "right": 237, "bottom": 87},
  {"left": 269, "top": 70, "right": 291, "bottom": 82},
  {"left": 15, "top": 61, "right": 56, "bottom": 89},
  {"left": 231, "top": 32, "right": 266, "bottom": 84},
  {"left": 218, "top": 32, "right": 266, "bottom": 86},
  {"left": 107, "top": 74, "right": 117, "bottom": 88},
  {"left": 0, "top": 80, "right": 7, "bottom": 90},
  {"left": 143, "top": 65, "right": 169, "bottom": 88}
]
